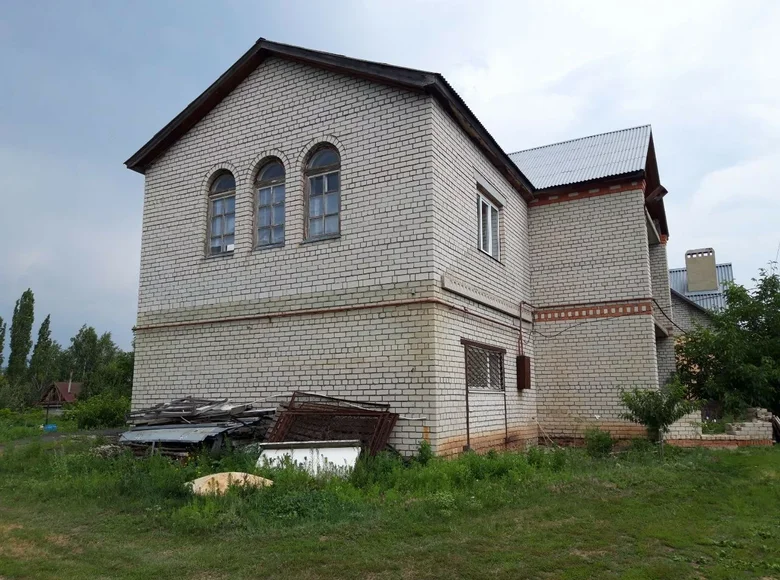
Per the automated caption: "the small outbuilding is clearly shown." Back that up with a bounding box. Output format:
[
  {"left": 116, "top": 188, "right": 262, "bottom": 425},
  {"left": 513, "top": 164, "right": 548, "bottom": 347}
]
[{"left": 39, "top": 381, "right": 83, "bottom": 407}]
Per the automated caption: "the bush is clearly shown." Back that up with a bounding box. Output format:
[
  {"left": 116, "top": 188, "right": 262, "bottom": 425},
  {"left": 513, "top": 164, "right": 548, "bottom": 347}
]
[
  {"left": 584, "top": 428, "right": 613, "bottom": 457},
  {"left": 64, "top": 393, "right": 130, "bottom": 429},
  {"left": 621, "top": 379, "right": 699, "bottom": 457}
]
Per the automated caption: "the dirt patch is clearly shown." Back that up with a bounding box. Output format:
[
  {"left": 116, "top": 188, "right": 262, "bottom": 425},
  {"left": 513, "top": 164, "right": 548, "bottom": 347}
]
[
  {"left": 0, "top": 538, "right": 45, "bottom": 559},
  {"left": 0, "top": 523, "right": 23, "bottom": 534},
  {"left": 46, "top": 534, "right": 83, "bottom": 553},
  {"left": 570, "top": 549, "right": 608, "bottom": 559}
]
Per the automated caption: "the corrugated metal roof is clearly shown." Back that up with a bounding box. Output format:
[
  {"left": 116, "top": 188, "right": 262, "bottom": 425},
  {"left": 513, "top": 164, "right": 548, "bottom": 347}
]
[
  {"left": 508, "top": 125, "right": 651, "bottom": 189},
  {"left": 668, "top": 263, "right": 734, "bottom": 311}
]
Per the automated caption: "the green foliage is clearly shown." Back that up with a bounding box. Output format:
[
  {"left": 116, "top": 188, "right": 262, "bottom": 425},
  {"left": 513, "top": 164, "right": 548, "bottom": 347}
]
[
  {"left": 29, "top": 314, "right": 56, "bottom": 387},
  {"left": 0, "top": 376, "right": 40, "bottom": 411},
  {"left": 416, "top": 439, "right": 434, "bottom": 466},
  {"left": 0, "top": 407, "right": 76, "bottom": 442},
  {"left": 57, "top": 325, "right": 133, "bottom": 398},
  {"left": 677, "top": 269, "right": 780, "bottom": 414},
  {"left": 620, "top": 380, "right": 699, "bottom": 452},
  {"left": 0, "top": 314, "right": 6, "bottom": 369},
  {"left": 7, "top": 288, "right": 35, "bottom": 384},
  {"left": 1, "top": 438, "right": 780, "bottom": 578},
  {"left": 584, "top": 427, "right": 614, "bottom": 457},
  {"left": 63, "top": 392, "right": 130, "bottom": 429}
]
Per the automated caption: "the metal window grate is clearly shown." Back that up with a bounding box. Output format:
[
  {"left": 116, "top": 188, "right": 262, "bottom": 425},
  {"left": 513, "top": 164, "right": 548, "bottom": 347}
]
[{"left": 464, "top": 343, "right": 505, "bottom": 391}]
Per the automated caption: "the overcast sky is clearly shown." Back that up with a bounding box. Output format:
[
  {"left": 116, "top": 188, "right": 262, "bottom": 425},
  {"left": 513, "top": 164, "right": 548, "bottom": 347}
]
[{"left": 1, "top": 0, "right": 778, "bottom": 352}]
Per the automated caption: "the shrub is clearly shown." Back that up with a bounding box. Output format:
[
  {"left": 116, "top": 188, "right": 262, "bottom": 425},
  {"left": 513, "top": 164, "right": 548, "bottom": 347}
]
[
  {"left": 620, "top": 379, "right": 699, "bottom": 458},
  {"left": 584, "top": 428, "right": 613, "bottom": 457},
  {"left": 64, "top": 393, "right": 130, "bottom": 429},
  {"left": 416, "top": 440, "right": 434, "bottom": 466}
]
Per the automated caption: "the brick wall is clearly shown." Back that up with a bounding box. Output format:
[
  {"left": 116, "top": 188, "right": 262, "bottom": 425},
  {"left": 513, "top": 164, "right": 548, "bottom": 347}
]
[
  {"left": 671, "top": 293, "right": 713, "bottom": 332},
  {"left": 649, "top": 242, "right": 676, "bottom": 385},
  {"left": 528, "top": 188, "right": 651, "bottom": 306},
  {"left": 138, "top": 57, "right": 435, "bottom": 324},
  {"left": 134, "top": 56, "right": 536, "bottom": 455},
  {"left": 134, "top": 57, "right": 442, "bottom": 453},
  {"left": 528, "top": 187, "right": 658, "bottom": 439},
  {"left": 427, "top": 100, "right": 536, "bottom": 455}
]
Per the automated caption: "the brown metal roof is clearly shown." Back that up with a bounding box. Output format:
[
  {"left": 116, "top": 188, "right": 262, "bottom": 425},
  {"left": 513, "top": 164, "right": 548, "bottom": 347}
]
[
  {"left": 42, "top": 381, "right": 83, "bottom": 404},
  {"left": 124, "top": 38, "right": 534, "bottom": 199}
]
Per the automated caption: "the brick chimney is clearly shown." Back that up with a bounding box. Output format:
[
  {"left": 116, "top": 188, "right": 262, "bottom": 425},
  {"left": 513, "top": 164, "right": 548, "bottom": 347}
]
[{"left": 685, "top": 248, "right": 718, "bottom": 292}]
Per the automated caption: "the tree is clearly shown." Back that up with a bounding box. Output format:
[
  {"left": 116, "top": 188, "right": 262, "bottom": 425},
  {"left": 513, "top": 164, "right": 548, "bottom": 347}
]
[
  {"left": 7, "top": 289, "right": 34, "bottom": 384},
  {"left": 29, "top": 314, "right": 55, "bottom": 386},
  {"left": 0, "top": 315, "right": 6, "bottom": 369},
  {"left": 677, "top": 268, "right": 780, "bottom": 414},
  {"left": 621, "top": 380, "right": 699, "bottom": 458}
]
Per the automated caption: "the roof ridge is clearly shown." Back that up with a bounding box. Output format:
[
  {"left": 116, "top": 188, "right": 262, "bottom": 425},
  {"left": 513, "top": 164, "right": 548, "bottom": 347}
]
[{"left": 507, "top": 124, "right": 651, "bottom": 156}]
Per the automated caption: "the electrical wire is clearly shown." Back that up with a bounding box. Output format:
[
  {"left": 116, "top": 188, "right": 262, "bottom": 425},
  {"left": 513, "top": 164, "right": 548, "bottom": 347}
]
[{"left": 651, "top": 297, "right": 688, "bottom": 335}]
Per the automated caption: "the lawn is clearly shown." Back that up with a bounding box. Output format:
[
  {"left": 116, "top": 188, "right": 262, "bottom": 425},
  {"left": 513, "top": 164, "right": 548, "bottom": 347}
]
[
  {"left": 0, "top": 436, "right": 778, "bottom": 579},
  {"left": 0, "top": 408, "right": 76, "bottom": 444}
]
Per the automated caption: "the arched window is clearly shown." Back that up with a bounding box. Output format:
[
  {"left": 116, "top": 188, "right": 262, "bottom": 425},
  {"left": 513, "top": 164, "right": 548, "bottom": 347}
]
[
  {"left": 305, "top": 146, "right": 340, "bottom": 239},
  {"left": 256, "top": 160, "right": 285, "bottom": 247},
  {"left": 208, "top": 172, "right": 236, "bottom": 255}
]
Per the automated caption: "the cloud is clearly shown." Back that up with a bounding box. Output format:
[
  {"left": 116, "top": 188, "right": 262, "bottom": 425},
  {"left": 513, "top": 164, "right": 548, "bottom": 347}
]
[
  {"left": 0, "top": 0, "right": 778, "bottom": 358},
  {"left": 0, "top": 147, "right": 140, "bottom": 350}
]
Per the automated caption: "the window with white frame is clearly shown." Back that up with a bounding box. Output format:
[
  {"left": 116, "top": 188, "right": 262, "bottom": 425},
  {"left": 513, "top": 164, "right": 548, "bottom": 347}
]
[
  {"left": 256, "top": 160, "right": 285, "bottom": 247},
  {"left": 477, "top": 191, "right": 500, "bottom": 260},
  {"left": 208, "top": 172, "right": 236, "bottom": 255},
  {"left": 305, "top": 146, "right": 341, "bottom": 239}
]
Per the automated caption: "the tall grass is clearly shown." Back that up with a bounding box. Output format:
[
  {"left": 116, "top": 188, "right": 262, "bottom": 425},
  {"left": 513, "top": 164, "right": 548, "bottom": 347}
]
[{"left": 0, "top": 437, "right": 706, "bottom": 538}]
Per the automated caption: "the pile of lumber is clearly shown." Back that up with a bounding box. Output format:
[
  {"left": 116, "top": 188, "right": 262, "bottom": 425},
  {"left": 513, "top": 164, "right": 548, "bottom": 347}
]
[{"left": 128, "top": 397, "right": 273, "bottom": 426}]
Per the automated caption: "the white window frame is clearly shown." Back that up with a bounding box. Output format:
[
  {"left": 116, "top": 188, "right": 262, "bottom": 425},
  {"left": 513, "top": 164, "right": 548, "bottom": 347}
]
[{"left": 477, "top": 193, "right": 500, "bottom": 260}]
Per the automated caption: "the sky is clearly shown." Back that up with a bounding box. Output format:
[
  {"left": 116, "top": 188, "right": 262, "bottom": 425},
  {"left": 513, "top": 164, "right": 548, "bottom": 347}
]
[{"left": 1, "top": 0, "right": 779, "bottom": 352}]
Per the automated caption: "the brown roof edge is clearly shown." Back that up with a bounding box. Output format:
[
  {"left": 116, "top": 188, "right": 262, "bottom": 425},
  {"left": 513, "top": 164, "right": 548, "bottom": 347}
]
[{"left": 124, "top": 38, "right": 535, "bottom": 200}]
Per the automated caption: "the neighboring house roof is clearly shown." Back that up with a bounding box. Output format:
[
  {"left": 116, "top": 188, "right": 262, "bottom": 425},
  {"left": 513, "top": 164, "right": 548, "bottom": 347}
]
[
  {"left": 508, "top": 125, "right": 652, "bottom": 190},
  {"left": 669, "top": 263, "right": 734, "bottom": 311},
  {"left": 125, "top": 38, "right": 534, "bottom": 198},
  {"left": 670, "top": 288, "right": 713, "bottom": 316},
  {"left": 41, "top": 381, "right": 83, "bottom": 404}
]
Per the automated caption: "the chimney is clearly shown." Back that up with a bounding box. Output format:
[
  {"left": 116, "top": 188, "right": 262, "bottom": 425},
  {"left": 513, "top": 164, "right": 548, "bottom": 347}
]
[{"left": 685, "top": 248, "right": 718, "bottom": 292}]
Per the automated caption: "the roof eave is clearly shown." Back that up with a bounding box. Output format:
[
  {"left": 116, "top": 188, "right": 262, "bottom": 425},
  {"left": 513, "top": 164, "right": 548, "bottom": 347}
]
[
  {"left": 533, "top": 169, "right": 646, "bottom": 194},
  {"left": 124, "top": 39, "right": 536, "bottom": 200},
  {"left": 670, "top": 288, "right": 714, "bottom": 317}
]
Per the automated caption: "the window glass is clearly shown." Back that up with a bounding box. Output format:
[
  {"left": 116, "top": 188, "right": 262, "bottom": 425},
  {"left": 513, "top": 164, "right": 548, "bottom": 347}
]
[
  {"left": 256, "top": 161, "right": 286, "bottom": 247},
  {"left": 308, "top": 148, "right": 339, "bottom": 169},
  {"left": 211, "top": 174, "right": 235, "bottom": 194},
  {"left": 306, "top": 146, "right": 341, "bottom": 239}
]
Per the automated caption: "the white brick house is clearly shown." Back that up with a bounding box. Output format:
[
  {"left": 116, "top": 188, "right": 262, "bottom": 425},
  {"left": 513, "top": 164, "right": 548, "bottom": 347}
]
[{"left": 126, "top": 39, "right": 675, "bottom": 455}]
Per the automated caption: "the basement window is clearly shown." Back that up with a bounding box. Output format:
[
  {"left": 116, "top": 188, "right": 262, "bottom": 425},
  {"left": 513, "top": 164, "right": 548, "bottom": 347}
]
[
  {"left": 477, "top": 190, "right": 500, "bottom": 260},
  {"left": 462, "top": 339, "right": 505, "bottom": 391}
]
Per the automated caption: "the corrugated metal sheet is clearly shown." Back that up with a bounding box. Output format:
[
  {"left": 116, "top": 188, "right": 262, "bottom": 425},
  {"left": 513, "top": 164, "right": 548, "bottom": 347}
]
[
  {"left": 119, "top": 423, "right": 238, "bottom": 444},
  {"left": 508, "top": 125, "right": 651, "bottom": 189},
  {"left": 668, "top": 263, "right": 734, "bottom": 311}
]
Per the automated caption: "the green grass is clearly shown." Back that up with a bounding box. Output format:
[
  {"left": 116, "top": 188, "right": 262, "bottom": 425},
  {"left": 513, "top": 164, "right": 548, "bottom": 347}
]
[
  {"left": 0, "top": 438, "right": 778, "bottom": 579},
  {"left": 0, "top": 408, "right": 76, "bottom": 443}
]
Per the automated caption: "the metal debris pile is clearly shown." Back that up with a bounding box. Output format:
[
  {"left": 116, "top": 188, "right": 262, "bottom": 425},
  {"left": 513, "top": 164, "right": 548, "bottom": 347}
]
[
  {"left": 267, "top": 392, "right": 398, "bottom": 456},
  {"left": 120, "top": 397, "right": 275, "bottom": 457},
  {"left": 119, "top": 392, "right": 399, "bottom": 457}
]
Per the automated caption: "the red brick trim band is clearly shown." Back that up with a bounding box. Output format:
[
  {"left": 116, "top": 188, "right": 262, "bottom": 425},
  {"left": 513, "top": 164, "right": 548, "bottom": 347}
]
[
  {"left": 529, "top": 180, "right": 646, "bottom": 207},
  {"left": 533, "top": 300, "right": 653, "bottom": 322}
]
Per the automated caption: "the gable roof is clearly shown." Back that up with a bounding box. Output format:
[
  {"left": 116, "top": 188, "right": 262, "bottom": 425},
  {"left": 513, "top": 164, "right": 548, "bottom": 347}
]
[
  {"left": 125, "top": 38, "right": 534, "bottom": 198},
  {"left": 670, "top": 288, "right": 715, "bottom": 317},
  {"left": 669, "top": 262, "right": 734, "bottom": 311},
  {"left": 42, "top": 381, "right": 83, "bottom": 404},
  {"left": 508, "top": 125, "right": 652, "bottom": 190}
]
